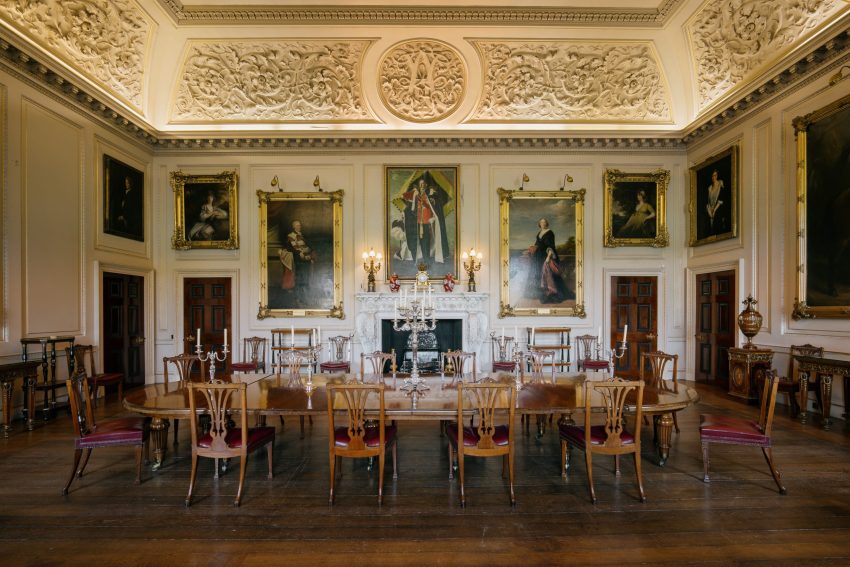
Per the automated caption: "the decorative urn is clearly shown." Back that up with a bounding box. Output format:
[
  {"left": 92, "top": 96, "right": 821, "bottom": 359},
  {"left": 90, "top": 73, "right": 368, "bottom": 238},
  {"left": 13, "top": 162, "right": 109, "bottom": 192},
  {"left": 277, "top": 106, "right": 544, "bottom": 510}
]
[{"left": 737, "top": 294, "right": 763, "bottom": 349}]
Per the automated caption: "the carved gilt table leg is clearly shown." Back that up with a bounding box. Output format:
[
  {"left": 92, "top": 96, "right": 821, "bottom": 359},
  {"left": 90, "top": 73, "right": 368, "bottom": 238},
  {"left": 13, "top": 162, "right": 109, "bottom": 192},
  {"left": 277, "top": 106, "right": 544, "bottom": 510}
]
[
  {"left": 149, "top": 417, "right": 170, "bottom": 471},
  {"left": 1, "top": 380, "right": 12, "bottom": 437},
  {"left": 820, "top": 374, "right": 833, "bottom": 431},
  {"left": 655, "top": 412, "right": 675, "bottom": 466},
  {"left": 799, "top": 370, "right": 809, "bottom": 425}
]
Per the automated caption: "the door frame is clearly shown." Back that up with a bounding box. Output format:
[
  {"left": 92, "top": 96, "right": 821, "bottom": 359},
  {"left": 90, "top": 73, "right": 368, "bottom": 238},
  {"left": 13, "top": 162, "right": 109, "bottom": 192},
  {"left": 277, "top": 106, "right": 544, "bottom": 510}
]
[
  {"left": 686, "top": 259, "right": 743, "bottom": 381},
  {"left": 175, "top": 269, "right": 240, "bottom": 366},
  {"left": 96, "top": 261, "right": 155, "bottom": 384},
  {"left": 602, "top": 267, "right": 666, "bottom": 373}
]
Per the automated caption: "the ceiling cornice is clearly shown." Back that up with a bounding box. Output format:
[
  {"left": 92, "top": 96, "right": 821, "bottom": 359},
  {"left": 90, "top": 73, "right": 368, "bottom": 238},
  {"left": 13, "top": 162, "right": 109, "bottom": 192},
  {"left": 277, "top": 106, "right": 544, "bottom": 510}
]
[{"left": 155, "top": 0, "right": 684, "bottom": 27}]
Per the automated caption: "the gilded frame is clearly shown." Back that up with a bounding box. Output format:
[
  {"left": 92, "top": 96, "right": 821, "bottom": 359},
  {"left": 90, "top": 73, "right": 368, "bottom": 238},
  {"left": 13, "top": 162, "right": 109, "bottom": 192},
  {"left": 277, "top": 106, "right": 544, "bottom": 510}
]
[
  {"left": 603, "top": 169, "right": 669, "bottom": 248},
  {"left": 384, "top": 166, "right": 459, "bottom": 281},
  {"left": 688, "top": 145, "right": 738, "bottom": 246},
  {"left": 498, "top": 188, "right": 585, "bottom": 318},
  {"left": 257, "top": 189, "right": 344, "bottom": 319},
  {"left": 170, "top": 170, "right": 239, "bottom": 250},
  {"left": 792, "top": 93, "right": 850, "bottom": 320}
]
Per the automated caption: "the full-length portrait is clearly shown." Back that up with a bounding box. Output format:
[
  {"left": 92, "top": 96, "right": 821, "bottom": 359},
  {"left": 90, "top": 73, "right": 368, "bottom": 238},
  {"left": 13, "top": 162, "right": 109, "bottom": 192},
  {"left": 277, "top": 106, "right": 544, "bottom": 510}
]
[
  {"left": 385, "top": 166, "right": 458, "bottom": 280},
  {"left": 689, "top": 146, "right": 738, "bottom": 247},
  {"left": 258, "top": 190, "right": 343, "bottom": 319}
]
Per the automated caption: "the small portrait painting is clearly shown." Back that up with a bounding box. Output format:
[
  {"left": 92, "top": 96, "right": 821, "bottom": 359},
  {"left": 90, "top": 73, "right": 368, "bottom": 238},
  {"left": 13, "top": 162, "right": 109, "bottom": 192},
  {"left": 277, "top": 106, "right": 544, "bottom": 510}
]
[
  {"left": 103, "top": 155, "right": 144, "bottom": 242},
  {"left": 170, "top": 171, "right": 239, "bottom": 250},
  {"left": 603, "top": 169, "right": 669, "bottom": 248},
  {"left": 689, "top": 146, "right": 738, "bottom": 247}
]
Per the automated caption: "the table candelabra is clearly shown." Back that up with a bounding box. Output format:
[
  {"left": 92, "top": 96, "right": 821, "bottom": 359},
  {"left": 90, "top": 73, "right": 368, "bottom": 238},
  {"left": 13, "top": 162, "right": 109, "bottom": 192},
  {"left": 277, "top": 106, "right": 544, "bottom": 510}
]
[
  {"left": 195, "top": 341, "right": 229, "bottom": 382},
  {"left": 393, "top": 283, "right": 435, "bottom": 395},
  {"left": 595, "top": 340, "right": 629, "bottom": 373}
]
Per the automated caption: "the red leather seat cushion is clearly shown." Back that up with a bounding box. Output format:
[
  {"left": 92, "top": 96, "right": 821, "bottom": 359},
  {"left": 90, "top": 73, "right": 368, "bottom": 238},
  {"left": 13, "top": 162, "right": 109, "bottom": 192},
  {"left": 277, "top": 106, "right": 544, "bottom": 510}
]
[
  {"left": 446, "top": 422, "right": 510, "bottom": 447},
  {"left": 582, "top": 360, "right": 610, "bottom": 371},
  {"left": 559, "top": 424, "right": 635, "bottom": 447},
  {"left": 92, "top": 372, "right": 123, "bottom": 385},
  {"left": 320, "top": 361, "right": 351, "bottom": 372},
  {"left": 334, "top": 424, "right": 396, "bottom": 448},
  {"left": 699, "top": 414, "right": 769, "bottom": 445},
  {"left": 77, "top": 417, "right": 148, "bottom": 449},
  {"left": 231, "top": 362, "right": 258, "bottom": 372},
  {"left": 198, "top": 426, "right": 275, "bottom": 451},
  {"left": 492, "top": 361, "right": 516, "bottom": 372}
]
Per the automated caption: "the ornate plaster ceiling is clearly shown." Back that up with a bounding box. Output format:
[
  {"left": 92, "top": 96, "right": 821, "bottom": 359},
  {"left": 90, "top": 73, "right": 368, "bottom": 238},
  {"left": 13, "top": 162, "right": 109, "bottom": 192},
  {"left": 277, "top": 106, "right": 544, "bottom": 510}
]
[{"left": 0, "top": 0, "right": 848, "bottom": 139}]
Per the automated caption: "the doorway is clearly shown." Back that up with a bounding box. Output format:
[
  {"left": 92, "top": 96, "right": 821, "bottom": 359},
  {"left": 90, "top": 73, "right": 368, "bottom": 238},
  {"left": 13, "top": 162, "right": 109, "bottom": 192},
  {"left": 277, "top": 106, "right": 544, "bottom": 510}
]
[
  {"left": 102, "top": 272, "right": 145, "bottom": 386},
  {"left": 183, "top": 277, "right": 232, "bottom": 376},
  {"left": 694, "top": 270, "right": 736, "bottom": 388},
  {"left": 610, "top": 276, "right": 658, "bottom": 380}
]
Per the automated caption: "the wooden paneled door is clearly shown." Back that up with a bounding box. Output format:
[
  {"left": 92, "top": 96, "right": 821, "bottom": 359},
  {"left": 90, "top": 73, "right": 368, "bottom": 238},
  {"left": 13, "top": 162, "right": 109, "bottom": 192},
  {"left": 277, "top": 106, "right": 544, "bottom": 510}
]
[
  {"left": 183, "top": 277, "right": 232, "bottom": 376},
  {"left": 694, "top": 270, "right": 736, "bottom": 388},
  {"left": 610, "top": 276, "right": 658, "bottom": 379},
  {"left": 103, "top": 273, "right": 145, "bottom": 386}
]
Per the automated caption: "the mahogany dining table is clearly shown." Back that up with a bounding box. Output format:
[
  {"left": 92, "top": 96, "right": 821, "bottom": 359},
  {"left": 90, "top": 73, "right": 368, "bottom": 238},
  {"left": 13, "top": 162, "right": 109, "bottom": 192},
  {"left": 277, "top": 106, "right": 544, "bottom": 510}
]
[{"left": 123, "top": 372, "right": 699, "bottom": 470}]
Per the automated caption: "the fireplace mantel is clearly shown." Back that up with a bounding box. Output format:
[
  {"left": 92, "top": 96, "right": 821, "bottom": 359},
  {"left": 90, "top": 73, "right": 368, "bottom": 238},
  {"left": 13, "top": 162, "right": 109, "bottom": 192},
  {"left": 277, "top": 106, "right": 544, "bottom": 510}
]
[{"left": 354, "top": 292, "right": 490, "bottom": 361}]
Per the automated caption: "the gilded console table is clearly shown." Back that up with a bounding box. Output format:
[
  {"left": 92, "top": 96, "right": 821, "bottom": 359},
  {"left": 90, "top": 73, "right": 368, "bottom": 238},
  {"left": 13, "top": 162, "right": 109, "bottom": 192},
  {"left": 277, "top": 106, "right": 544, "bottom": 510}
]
[
  {"left": 728, "top": 347, "right": 773, "bottom": 401},
  {"left": 796, "top": 355, "right": 850, "bottom": 431},
  {"left": 0, "top": 361, "right": 40, "bottom": 436},
  {"left": 21, "top": 335, "right": 75, "bottom": 420}
]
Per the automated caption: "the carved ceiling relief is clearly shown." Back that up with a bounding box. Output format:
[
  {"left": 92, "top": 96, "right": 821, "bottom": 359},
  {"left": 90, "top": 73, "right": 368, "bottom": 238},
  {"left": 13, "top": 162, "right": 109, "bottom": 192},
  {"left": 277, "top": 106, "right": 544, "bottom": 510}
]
[
  {"left": 469, "top": 41, "right": 672, "bottom": 122},
  {"left": 171, "top": 40, "right": 374, "bottom": 122},
  {"left": 688, "top": 0, "right": 845, "bottom": 111},
  {"left": 0, "top": 0, "right": 150, "bottom": 109},
  {"left": 378, "top": 39, "right": 466, "bottom": 123}
]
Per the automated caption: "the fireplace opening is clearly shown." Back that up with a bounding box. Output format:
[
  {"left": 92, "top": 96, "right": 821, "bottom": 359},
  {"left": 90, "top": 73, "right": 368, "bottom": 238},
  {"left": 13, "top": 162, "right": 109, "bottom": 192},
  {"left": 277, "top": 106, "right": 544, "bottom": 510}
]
[{"left": 381, "top": 319, "right": 463, "bottom": 374}]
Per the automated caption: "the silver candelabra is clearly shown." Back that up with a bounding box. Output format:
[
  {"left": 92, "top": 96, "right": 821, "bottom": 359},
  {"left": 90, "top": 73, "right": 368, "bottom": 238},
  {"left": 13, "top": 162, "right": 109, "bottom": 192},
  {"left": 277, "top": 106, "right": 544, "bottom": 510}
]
[
  {"left": 392, "top": 283, "right": 435, "bottom": 395},
  {"left": 195, "top": 341, "right": 229, "bottom": 382}
]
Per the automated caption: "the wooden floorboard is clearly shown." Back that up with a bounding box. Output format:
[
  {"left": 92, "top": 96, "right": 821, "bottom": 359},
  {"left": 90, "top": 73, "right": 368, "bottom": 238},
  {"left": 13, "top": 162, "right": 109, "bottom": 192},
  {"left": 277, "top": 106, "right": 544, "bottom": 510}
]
[{"left": 2, "top": 381, "right": 850, "bottom": 565}]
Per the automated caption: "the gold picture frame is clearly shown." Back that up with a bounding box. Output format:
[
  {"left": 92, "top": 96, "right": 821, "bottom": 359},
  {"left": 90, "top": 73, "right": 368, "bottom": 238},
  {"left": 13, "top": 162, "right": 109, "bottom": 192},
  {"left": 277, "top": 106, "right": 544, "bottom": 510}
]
[
  {"left": 170, "top": 170, "right": 239, "bottom": 250},
  {"left": 603, "top": 169, "right": 669, "bottom": 248},
  {"left": 498, "top": 188, "right": 585, "bottom": 318},
  {"left": 689, "top": 145, "right": 738, "bottom": 247},
  {"left": 792, "top": 93, "right": 850, "bottom": 320},
  {"left": 257, "top": 189, "right": 344, "bottom": 319}
]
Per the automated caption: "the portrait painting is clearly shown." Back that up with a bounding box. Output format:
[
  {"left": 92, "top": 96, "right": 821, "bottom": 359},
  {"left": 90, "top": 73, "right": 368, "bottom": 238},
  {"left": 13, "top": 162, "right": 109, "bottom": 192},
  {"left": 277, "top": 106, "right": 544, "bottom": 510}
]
[
  {"left": 170, "top": 170, "right": 239, "bottom": 250},
  {"left": 498, "top": 188, "right": 585, "bottom": 318},
  {"left": 603, "top": 169, "right": 669, "bottom": 248},
  {"left": 689, "top": 145, "right": 738, "bottom": 247},
  {"left": 385, "top": 166, "right": 458, "bottom": 280},
  {"left": 103, "top": 155, "right": 144, "bottom": 242},
  {"left": 792, "top": 93, "right": 850, "bottom": 319},
  {"left": 257, "top": 190, "right": 343, "bottom": 319}
]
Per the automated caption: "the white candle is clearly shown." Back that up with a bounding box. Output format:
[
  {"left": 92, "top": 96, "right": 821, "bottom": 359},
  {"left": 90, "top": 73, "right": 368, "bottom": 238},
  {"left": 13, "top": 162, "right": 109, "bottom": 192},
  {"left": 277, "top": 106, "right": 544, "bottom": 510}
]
[
  {"left": 223, "top": 328, "right": 227, "bottom": 345},
  {"left": 597, "top": 326, "right": 602, "bottom": 345},
  {"left": 501, "top": 327, "right": 505, "bottom": 340},
  {"left": 623, "top": 324, "right": 628, "bottom": 343},
  {"left": 196, "top": 328, "right": 201, "bottom": 347},
  {"left": 317, "top": 327, "right": 321, "bottom": 345},
  {"left": 531, "top": 327, "right": 535, "bottom": 344},
  {"left": 514, "top": 326, "right": 518, "bottom": 340},
  {"left": 290, "top": 325, "right": 295, "bottom": 345}
]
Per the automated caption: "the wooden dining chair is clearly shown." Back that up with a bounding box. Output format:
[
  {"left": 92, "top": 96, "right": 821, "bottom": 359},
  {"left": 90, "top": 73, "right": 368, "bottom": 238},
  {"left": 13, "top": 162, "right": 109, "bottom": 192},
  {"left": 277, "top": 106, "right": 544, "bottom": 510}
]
[
  {"left": 185, "top": 380, "right": 275, "bottom": 507},
  {"left": 699, "top": 369, "right": 786, "bottom": 494},
  {"left": 320, "top": 334, "right": 354, "bottom": 373},
  {"left": 559, "top": 379, "right": 645, "bottom": 504},
  {"left": 62, "top": 372, "right": 150, "bottom": 494},
  {"left": 442, "top": 350, "right": 477, "bottom": 381},
  {"left": 360, "top": 351, "right": 394, "bottom": 381},
  {"left": 491, "top": 335, "right": 517, "bottom": 373},
  {"left": 640, "top": 350, "right": 680, "bottom": 433},
  {"left": 521, "top": 349, "right": 555, "bottom": 382},
  {"left": 447, "top": 379, "right": 517, "bottom": 506},
  {"left": 775, "top": 344, "right": 824, "bottom": 418},
  {"left": 163, "top": 354, "right": 204, "bottom": 446},
  {"left": 66, "top": 344, "right": 123, "bottom": 408},
  {"left": 231, "top": 336, "right": 267, "bottom": 374},
  {"left": 326, "top": 382, "right": 397, "bottom": 505}
]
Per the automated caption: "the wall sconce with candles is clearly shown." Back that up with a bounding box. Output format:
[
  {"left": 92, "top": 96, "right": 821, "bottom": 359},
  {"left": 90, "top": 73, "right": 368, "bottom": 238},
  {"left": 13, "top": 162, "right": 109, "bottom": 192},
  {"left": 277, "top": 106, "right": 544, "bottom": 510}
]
[
  {"left": 519, "top": 173, "right": 529, "bottom": 190},
  {"left": 461, "top": 248, "right": 482, "bottom": 292},
  {"left": 362, "top": 248, "right": 383, "bottom": 292}
]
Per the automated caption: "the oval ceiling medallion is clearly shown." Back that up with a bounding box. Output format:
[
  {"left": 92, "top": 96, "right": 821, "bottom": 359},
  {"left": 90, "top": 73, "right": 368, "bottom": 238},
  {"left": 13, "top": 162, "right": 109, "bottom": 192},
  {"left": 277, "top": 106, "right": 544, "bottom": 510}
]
[{"left": 378, "top": 39, "right": 466, "bottom": 123}]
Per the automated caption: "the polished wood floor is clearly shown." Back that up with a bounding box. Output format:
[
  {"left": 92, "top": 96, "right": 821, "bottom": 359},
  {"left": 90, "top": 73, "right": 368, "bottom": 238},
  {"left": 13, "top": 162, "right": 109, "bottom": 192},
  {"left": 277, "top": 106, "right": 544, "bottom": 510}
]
[{"left": 3, "top": 381, "right": 850, "bottom": 566}]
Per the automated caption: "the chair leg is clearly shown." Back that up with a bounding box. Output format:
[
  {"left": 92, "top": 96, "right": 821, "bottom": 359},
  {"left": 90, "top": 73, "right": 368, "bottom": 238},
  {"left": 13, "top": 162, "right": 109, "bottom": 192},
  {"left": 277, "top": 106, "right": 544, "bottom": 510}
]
[
  {"left": 378, "top": 449, "right": 385, "bottom": 505},
  {"left": 77, "top": 448, "right": 93, "bottom": 478},
  {"left": 173, "top": 419, "right": 180, "bottom": 447},
  {"left": 790, "top": 391, "right": 800, "bottom": 419},
  {"left": 185, "top": 453, "right": 199, "bottom": 507},
  {"left": 234, "top": 455, "right": 248, "bottom": 507},
  {"left": 672, "top": 412, "right": 680, "bottom": 434},
  {"left": 266, "top": 443, "right": 274, "bottom": 480},
  {"left": 63, "top": 448, "right": 83, "bottom": 495},
  {"left": 328, "top": 449, "right": 336, "bottom": 505},
  {"left": 299, "top": 415, "right": 305, "bottom": 439},
  {"left": 762, "top": 447, "right": 787, "bottom": 495},
  {"left": 614, "top": 454, "right": 621, "bottom": 476},
  {"left": 634, "top": 452, "right": 646, "bottom": 502},
  {"left": 560, "top": 439, "right": 567, "bottom": 478},
  {"left": 134, "top": 445, "right": 143, "bottom": 485},
  {"left": 508, "top": 448, "right": 516, "bottom": 506},
  {"left": 447, "top": 442, "right": 454, "bottom": 479},
  {"left": 585, "top": 450, "right": 596, "bottom": 504},
  {"left": 458, "top": 450, "right": 466, "bottom": 507},
  {"left": 701, "top": 442, "right": 711, "bottom": 483},
  {"left": 392, "top": 440, "right": 398, "bottom": 480}
]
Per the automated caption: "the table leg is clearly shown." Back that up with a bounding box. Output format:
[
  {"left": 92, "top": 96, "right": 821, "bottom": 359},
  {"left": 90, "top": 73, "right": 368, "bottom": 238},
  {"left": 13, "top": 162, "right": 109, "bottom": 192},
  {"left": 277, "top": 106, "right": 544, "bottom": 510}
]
[
  {"left": 1, "top": 381, "right": 12, "bottom": 437},
  {"left": 799, "top": 370, "right": 809, "bottom": 425},
  {"left": 149, "top": 417, "right": 170, "bottom": 471},
  {"left": 24, "top": 374, "right": 36, "bottom": 431},
  {"left": 820, "top": 374, "right": 833, "bottom": 431},
  {"left": 655, "top": 412, "right": 674, "bottom": 466}
]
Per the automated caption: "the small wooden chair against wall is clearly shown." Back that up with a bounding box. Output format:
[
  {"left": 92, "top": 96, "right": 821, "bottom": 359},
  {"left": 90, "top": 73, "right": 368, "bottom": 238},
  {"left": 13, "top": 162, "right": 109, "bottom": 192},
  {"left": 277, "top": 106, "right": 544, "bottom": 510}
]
[
  {"left": 491, "top": 334, "right": 517, "bottom": 373},
  {"left": 320, "top": 334, "right": 354, "bottom": 374},
  {"left": 640, "top": 350, "right": 680, "bottom": 434},
  {"left": 66, "top": 344, "right": 124, "bottom": 408},
  {"left": 185, "top": 380, "right": 275, "bottom": 507},
  {"left": 326, "top": 382, "right": 397, "bottom": 505},
  {"left": 231, "top": 337, "right": 267, "bottom": 374},
  {"left": 559, "top": 379, "right": 645, "bottom": 504},
  {"left": 447, "top": 378, "right": 517, "bottom": 507},
  {"left": 163, "top": 354, "right": 204, "bottom": 447},
  {"left": 775, "top": 344, "right": 824, "bottom": 418},
  {"left": 442, "top": 350, "right": 477, "bottom": 382},
  {"left": 699, "top": 369, "right": 786, "bottom": 494},
  {"left": 360, "top": 351, "right": 395, "bottom": 381},
  {"left": 63, "top": 372, "right": 150, "bottom": 494},
  {"left": 575, "top": 334, "right": 609, "bottom": 372}
]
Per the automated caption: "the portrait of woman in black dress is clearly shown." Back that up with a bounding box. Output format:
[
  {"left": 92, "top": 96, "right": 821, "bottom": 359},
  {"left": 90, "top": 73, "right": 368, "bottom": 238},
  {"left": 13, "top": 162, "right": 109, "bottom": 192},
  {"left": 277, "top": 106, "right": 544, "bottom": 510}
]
[{"left": 524, "top": 218, "right": 569, "bottom": 304}]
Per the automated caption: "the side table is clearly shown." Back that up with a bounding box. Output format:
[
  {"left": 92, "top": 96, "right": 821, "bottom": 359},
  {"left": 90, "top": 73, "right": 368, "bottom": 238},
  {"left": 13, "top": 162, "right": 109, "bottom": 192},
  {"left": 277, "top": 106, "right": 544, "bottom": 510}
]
[
  {"left": 21, "top": 335, "right": 75, "bottom": 420},
  {"left": 0, "top": 361, "right": 40, "bottom": 436},
  {"left": 728, "top": 347, "right": 773, "bottom": 401}
]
